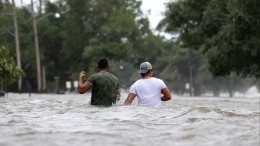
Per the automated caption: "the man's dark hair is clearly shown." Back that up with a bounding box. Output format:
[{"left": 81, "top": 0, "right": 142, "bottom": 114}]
[
  {"left": 140, "top": 69, "right": 152, "bottom": 77},
  {"left": 98, "top": 58, "right": 109, "bottom": 69}
]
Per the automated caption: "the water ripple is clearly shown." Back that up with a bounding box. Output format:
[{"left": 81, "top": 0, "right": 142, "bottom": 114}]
[{"left": 0, "top": 94, "right": 259, "bottom": 146}]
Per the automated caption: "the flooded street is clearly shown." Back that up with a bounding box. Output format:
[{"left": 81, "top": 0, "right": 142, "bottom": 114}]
[{"left": 0, "top": 93, "right": 259, "bottom": 146}]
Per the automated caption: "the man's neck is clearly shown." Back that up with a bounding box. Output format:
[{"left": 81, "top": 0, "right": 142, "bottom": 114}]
[
  {"left": 100, "top": 68, "right": 109, "bottom": 72},
  {"left": 141, "top": 74, "right": 152, "bottom": 79}
]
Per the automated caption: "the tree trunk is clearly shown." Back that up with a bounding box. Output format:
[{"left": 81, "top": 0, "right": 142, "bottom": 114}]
[
  {"left": 12, "top": 0, "right": 22, "bottom": 91},
  {"left": 42, "top": 65, "right": 46, "bottom": 91},
  {"left": 31, "top": 0, "right": 42, "bottom": 92}
]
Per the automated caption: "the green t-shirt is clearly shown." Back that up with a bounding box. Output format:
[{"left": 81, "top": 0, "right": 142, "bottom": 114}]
[{"left": 87, "top": 71, "right": 119, "bottom": 106}]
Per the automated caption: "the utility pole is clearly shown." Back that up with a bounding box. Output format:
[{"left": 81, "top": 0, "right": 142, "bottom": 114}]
[
  {"left": 188, "top": 48, "right": 194, "bottom": 96},
  {"left": 31, "top": 0, "right": 42, "bottom": 92},
  {"left": 39, "top": 0, "right": 42, "bottom": 15},
  {"left": 12, "top": 0, "right": 22, "bottom": 91}
]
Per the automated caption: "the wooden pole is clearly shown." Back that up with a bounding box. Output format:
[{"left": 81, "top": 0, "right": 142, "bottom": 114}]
[
  {"left": 12, "top": 0, "right": 22, "bottom": 91},
  {"left": 31, "top": 0, "right": 42, "bottom": 92}
]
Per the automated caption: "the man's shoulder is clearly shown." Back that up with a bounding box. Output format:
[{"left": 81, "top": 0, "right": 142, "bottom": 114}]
[
  {"left": 150, "top": 77, "right": 165, "bottom": 85},
  {"left": 131, "top": 79, "right": 143, "bottom": 87},
  {"left": 152, "top": 77, "right": 163, "bottom": 81},
  {"left": 97, "top": 72, "right": 119, "bottom": 83},
  {"left": 107, "top": 72, "right": 119, "bottom": 80},
  {"left": 88, "top": 73, "right": 98, "bottom": 79}
]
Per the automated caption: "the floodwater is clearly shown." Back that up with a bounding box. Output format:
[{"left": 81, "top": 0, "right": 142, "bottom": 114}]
[{"left": 0, "top": 92, "right": 259, "bottom": 146}]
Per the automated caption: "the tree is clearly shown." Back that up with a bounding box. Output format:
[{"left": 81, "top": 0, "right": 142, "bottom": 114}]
[
  {"left": 56, "top": 0, "right": 161, "bottom": 78},
  {"left": 159, "top": 0, "right": 260, "bottom": 78},
  {"left": 0, "top": 46, "right": 23, "bottom": 90},
  {"left": 155, "top": 41, "right": 203, "bottom": 95},
  {"left": 2, "top": 0, "right": 198, "bottom": 93}
]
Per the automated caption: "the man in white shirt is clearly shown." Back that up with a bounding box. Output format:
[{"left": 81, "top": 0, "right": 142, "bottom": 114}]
[{"left": 124, "top": 62, "right": 171, "bottom": 107}]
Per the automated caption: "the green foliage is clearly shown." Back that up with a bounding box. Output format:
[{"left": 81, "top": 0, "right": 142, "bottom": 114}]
[
  {"left": 161, "top": 0, "right": 260, "bottom": 78},
  {"left": 133, "top": 34, "right": 164, "bottom": 64},
  {"left": 155, "top": 41, "right": 256, "bottom": 97},
  {"left": 1, "top": 0, "right": 256, "bottom": 96},
  {"left": 0, "top": 0, "right": 163, "bottom": 91},
  {"left": 155, "top": 42, "right": 203, "bottom": 95},
  {"left": 58, "top": 0, "right": 159, "bottom": 74},
  {"left": 0, "top": 4, "right": 14, "bottom": 52},
  {"left": 85, "top": 40, "right": 132, "bottom": 60},
  {"left": 0, "top": 46, "right": 23, "bottom": 85}
]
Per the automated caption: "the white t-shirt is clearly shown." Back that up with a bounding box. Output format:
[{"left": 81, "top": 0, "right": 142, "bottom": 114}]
[{"left": 129, "top": 77, "right": 167, "bottom": 107}]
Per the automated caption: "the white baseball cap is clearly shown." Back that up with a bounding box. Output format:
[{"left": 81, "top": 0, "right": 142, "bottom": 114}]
[{"left": 139, "top": 62, "right": 152, "bottom": 74}]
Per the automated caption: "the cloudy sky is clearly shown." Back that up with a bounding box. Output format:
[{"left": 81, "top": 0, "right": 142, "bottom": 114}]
[
  {"left": 141, "top": 0, "right": 170, "bottom": 29},
  {"left": 141, "top": 0, "right": 173, "bottom": 38}
]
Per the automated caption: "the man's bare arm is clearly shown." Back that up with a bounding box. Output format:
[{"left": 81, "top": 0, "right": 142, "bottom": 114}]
[
  {"left": 78, "top": 71, "right": 92, "bottom": 94},
  {"left": 124, "top": 93, "right": 136, "bottom": 105},
  {"left": 161, "top": 87, "right": 171, "bottom": 101}
]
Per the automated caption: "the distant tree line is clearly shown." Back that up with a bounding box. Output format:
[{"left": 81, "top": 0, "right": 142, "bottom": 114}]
[
  {"left": 159, "top": 0, "right": 260, "bottom": 77},
  {"left": 0, "top": 0, "right": 259, "bottom": 97}
]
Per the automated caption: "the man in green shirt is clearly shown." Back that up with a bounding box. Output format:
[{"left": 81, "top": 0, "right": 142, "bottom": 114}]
[{"left": 78, "top": 58, "right": 120, "bottom": 106}]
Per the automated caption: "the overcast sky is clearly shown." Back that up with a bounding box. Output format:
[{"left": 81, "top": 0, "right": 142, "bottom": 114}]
[
  {"left": 141, "top": 0, "right": 170, "bottom": 29},
  {"left": 141, "top": 0, "right": 173, "bottom": 38}
]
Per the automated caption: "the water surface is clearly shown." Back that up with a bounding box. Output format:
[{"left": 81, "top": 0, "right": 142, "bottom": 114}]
[{"left": 0, "top": 93, "right": 259, "bottom": 146}]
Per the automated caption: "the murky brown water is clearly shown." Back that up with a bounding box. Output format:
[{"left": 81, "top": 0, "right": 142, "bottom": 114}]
[{"left": 0, "top": 93, "right": 259, "bottom": 146}]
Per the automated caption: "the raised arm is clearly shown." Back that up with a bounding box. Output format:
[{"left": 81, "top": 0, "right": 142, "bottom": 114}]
[
  {"left": 78, "top": 71, "right": 92, "bottom": 94},
  {"left": 161, "top": 87, "right": 171, "bottom": 101}
]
